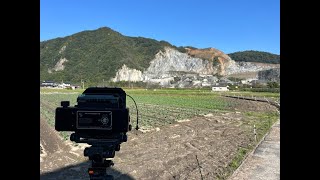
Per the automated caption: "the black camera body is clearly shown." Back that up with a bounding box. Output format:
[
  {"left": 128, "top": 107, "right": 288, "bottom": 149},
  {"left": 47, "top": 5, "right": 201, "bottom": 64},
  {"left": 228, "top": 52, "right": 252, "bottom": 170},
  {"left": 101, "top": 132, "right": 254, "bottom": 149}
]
[
  {"left": 55, "top": 87, "right": 135, "bottom": 179},
  {"left": 55, "top": 87, "right": 131, "bottom": 141}
]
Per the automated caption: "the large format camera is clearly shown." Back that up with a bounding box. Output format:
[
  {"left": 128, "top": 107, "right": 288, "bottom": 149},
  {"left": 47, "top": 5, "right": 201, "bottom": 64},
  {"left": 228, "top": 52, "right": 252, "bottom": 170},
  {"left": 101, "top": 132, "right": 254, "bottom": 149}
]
[
  {"left": 55, "top": 87, "right": 132, "bottom": 142},
  {"left": 55, "top": 87, "right": 136, "bottom": 179}
]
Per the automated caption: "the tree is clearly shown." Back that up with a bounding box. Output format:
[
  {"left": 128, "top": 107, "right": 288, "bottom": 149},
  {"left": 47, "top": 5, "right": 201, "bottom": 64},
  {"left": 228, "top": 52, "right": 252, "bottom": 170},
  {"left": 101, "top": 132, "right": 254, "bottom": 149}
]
[{"left": 267, "top": 81, "right": 280, "bottom": 88}]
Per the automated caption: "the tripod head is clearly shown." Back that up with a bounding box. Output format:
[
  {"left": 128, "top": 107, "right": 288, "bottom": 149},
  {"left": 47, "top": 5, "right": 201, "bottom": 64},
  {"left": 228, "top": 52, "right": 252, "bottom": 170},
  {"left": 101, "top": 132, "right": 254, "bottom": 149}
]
[
  {"left": 85, "top": 145, "right": 115, "bottom": 180},
  {"left": 71, "top": 132, "right": 126, "bottom": 180}
]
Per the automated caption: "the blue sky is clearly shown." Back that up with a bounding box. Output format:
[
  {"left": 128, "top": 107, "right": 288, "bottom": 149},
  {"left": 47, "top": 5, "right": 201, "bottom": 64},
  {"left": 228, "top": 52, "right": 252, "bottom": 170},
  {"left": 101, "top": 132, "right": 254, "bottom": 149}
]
[{"left": 40, "top": 0, "right": 279, "bottom": 54}]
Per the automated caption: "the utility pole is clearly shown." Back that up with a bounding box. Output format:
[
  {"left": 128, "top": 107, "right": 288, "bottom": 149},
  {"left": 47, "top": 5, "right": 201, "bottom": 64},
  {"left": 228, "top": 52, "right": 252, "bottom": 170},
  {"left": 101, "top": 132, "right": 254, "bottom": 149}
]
[{"left": 81, "top": 79, "right": 84, "bottom": 89}]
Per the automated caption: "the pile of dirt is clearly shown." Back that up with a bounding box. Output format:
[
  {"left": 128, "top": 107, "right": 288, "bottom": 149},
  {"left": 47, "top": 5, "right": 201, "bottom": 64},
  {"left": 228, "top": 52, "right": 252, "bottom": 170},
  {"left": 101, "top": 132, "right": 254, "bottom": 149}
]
[
  {"left": 186, "top": 47, "right": 231, "bottom": 62},
  {"left": 186, "top": 47, "right": 232, "bottom": 75}
]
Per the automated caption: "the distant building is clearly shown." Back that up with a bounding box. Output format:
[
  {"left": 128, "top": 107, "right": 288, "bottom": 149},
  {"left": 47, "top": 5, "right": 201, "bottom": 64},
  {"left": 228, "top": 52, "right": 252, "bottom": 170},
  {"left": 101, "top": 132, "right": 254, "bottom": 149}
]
[
  {"left": 57, "top": 82, "right": 71, "bottom": 89},
  {"left": 211, "top": 83, "right": 229, "bottom": 91},
  {"left": 201, "top": 79, "right": 211, "bottom": 87},
  {"left": 40, "top": 80, "right": 79, "bottom": 89},
  {"left": 40, "top": 80, "right": 56, "bottom": 87},
  {"left": 241, "top": 78, "right": 258, "bottom": 85}
]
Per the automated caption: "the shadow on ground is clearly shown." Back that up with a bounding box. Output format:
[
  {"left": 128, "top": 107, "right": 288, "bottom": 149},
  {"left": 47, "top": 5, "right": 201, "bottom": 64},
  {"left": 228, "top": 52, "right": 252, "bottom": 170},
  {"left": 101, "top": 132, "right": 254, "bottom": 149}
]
[{"left": 40, "top": 160, "right": 135, "bottom": 180}]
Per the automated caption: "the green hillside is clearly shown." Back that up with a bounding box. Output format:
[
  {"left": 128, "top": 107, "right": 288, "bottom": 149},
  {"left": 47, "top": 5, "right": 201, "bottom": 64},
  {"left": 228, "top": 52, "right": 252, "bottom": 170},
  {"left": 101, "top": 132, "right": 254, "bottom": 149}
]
[
  {"left": 228, "top": 50, "right": 280, "bottom": 64},
  {"left": 40, "top": 27, "right": 280, "bottom": 85},
  {"left": 40, "top": 27, "right": 180, "bottom": 84}
]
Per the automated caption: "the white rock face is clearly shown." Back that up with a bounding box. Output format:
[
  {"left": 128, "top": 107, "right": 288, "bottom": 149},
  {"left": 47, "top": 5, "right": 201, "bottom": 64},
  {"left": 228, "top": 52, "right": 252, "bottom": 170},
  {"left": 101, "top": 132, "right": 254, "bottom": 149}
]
[
  {"left": 111, "top": 47, "right": 279, "bottom": 87},
  {"left": 111, "top": 64, "right": 143, "bottom": 82},
  {"left": 226, "top": 61, "right": 274, "bottom": 75},
  {"left": 142, "top": 47, "right": 215, "bottom": 80},
  {"left": 112, "top": 47, "right": 217, "bottom": 84},
  {"left": 47, "top": 46, "right": 68, "bottom": 73},
  {"left": 53, "top": 58, "right": 68, "bottom": 71},
  {"left": 147, "top": 77, "right": 174, "bottom": 86},
  {"left": 258, "top": 68, "right": 280, "bottom": 82},
  {"left": 59, "top": 45, "right": 66, "bottom": 54}
]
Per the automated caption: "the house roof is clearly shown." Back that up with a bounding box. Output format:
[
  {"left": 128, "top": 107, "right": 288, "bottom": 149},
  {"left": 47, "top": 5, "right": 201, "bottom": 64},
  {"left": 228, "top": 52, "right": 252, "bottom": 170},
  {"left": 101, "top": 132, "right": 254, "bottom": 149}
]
[
  {"left": 212, "top": 85, "right": 228, "bottom": 87},
  {"left": 42, "top": 81, "right": 55, "bottom": 83}
]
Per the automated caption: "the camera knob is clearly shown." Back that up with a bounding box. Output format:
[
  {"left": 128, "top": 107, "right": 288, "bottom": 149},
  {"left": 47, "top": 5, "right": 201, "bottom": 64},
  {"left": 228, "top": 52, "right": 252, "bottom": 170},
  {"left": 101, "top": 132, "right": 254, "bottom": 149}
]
[
  {"left": 122, "top": 134, "right": 128, "bottom": 142},
  {"left": 70, "top": 133, "right": 79, "bottom": 142},
  {"left": 115, "top": 144, "right": 121, "bottom": 151},
  {"left": 84, "top": 147, "right": 90, "bottom": 156},
  {"left": 61, "top": 101, "right": 70, "bottom": 108}
]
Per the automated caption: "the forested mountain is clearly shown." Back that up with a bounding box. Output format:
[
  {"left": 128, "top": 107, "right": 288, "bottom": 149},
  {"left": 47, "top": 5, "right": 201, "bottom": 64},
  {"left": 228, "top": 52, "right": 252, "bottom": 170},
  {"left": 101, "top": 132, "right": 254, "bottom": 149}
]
[
  {"left": 40, "top": 27, "right": 182, "bottom": 83},
  {"left": 228, "top": 50, "right": 280, "bottom": 64}
]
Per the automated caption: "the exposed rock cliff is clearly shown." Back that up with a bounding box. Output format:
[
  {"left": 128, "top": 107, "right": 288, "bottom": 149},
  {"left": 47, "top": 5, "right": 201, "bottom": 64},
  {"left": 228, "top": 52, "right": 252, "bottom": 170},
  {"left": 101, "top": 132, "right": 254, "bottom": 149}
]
[
  {"left": 258, "top": 68, "right": 280, "bottom": 82},
  {"left": 186, "top": 47, "right": 233, "bottom": 75},
  {"left": 111, "top": 47, "right": 279, "bottom": 87},
  {"left": 142, "top": 47, "right": 217, "bottom": 78},
  {"left": 48, "top": 58, "right": 68, "bottom": 73},
  {"left": 111, "top": 64, "right": 142, "bottom": 82},
  {"left": 225, "top": 61, "right": 276, "bottom": 75}
]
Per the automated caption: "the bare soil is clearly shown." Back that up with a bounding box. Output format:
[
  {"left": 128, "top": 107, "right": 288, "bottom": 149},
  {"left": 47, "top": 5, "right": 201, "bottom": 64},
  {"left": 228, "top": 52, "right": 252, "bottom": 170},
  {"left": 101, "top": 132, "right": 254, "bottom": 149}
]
[
  {"left": 222, "top": 97, "right": 278, "bottom": 112},
  {"left": 40, "top": 98, "right": 278, "bottom": 180},
  {"left": 40, "top": 117, "right": 86, "bottom": 173}
]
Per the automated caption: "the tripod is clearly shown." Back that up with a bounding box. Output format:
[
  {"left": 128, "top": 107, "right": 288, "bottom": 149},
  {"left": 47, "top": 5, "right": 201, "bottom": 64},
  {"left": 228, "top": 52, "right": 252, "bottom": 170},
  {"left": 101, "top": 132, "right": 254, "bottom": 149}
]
[
  {"left": 70, "top": 133, "right": 125, "bottom": 180},
  {"left": 84, "top": 142, "right": 120, "bottom": 180},
  {"left": 87, "top": 152, "right": 114, "bottom": 180},
  {"left": 74, "top": 138, "right": 121, "bottom": 180}
]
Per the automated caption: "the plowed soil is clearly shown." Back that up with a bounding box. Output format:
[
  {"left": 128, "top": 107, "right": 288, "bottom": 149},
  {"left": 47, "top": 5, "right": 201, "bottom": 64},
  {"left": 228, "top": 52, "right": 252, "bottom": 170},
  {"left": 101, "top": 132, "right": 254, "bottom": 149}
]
[{"left": 40, "top": 98, "right": 278, "bottom": 180}]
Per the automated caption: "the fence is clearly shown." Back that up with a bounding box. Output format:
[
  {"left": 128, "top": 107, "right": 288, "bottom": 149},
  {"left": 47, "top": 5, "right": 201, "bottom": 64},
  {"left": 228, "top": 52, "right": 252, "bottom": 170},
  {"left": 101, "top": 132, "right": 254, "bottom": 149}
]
[{"left": 221, "top": 94, "right": 280, "bottom": 110}]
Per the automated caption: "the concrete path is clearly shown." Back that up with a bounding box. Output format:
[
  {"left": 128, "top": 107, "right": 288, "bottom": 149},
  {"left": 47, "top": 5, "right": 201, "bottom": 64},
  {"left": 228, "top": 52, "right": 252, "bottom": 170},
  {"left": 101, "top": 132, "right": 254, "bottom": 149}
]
[{"left": 228, "top": 120, "right": 280, "bottom": 180}]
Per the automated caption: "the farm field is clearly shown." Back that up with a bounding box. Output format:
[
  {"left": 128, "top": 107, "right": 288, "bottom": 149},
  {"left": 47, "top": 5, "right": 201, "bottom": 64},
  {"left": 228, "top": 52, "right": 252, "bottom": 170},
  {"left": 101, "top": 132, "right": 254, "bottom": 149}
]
[
  {"left": 41, "top": 88, "right": 231, "bottom": 133},
  {"left": 40, "top": 88, "right": 279, "bottom": 179},
  {"left": 40, "top": 88, "right": 279, "bottom": 129}
]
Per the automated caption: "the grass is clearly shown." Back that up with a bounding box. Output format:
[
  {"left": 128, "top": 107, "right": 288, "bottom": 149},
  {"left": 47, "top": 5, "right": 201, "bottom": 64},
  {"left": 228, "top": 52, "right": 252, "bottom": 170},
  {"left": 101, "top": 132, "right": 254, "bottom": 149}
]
[
  {"left": 221, "top": 91, "right": 280, "bottom": 99},
  {"left": 229, "top": 147, "right": 249, "bottom": 169},
  {"left": 40, "top": 88, "right": 231, "bottom": 129},
  {"left": 244, "top": 111, "right": 279, "bottom": 140},
  {"left": 218, "top": 147, "right": 250, "bottom": 179},
  {"left": 218, "top": 111, "right": 279, "bottom": 179}
]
